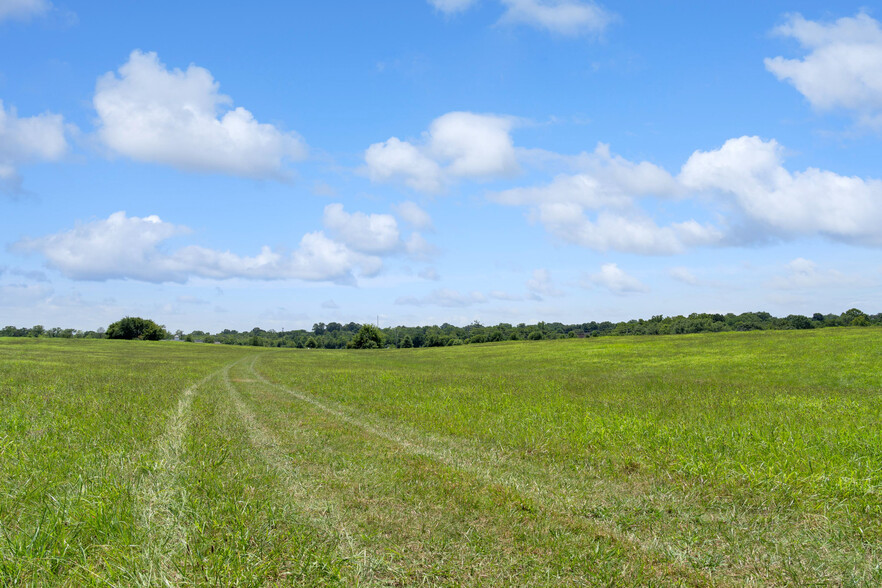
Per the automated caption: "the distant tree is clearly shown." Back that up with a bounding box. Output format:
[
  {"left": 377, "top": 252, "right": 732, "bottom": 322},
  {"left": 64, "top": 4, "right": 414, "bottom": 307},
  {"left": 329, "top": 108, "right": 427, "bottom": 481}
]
[
  {"left": 399, "top": 334, "right": 413, "bottom": 348},
  {"left": 305, "top": 337, "right": 319, "bottom": 349},
  {"left": 30, "top": 325, "right": 45, "bottom": 338},
  {"left": 348, "top": 324, "right": 384, "bottom": 349},
  {"left": 528, "top": 330, "right": 544, "bottom": 340},
  {"left": 106, "top": 317, "right": 168, "bottom": 341},
  {"left": 852, "top": 314, "right": 871, "bottom": 327},
  {"left": 785, "top": 314, "right": 813, "bottom": 330},
  {"left": 184, "top": 334, "right": 194, "bottom": 342},
  {"left": 842, "top": 308, "right": 868, "bottom": 326}
]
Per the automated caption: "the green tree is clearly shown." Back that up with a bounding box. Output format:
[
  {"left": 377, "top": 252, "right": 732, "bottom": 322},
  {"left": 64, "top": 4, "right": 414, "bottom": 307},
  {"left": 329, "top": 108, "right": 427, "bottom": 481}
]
[
  {"left": 348, "top": 324, "right": 384, "bottom": 349},
  {"left": 106, "top": 317, "right": 168, "bottom": 341},
  {"left": 399, "top": 334, "right": 413, "bottom": 348}
]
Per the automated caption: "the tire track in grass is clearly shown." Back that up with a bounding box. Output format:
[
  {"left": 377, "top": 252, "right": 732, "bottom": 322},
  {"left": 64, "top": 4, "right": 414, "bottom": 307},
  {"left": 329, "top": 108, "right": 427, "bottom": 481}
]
[
  {"left": 243, "top": 355, "right": 715, "bottom": 586},
  {"left": 248, "top": 355, "right": 879, "bottom": 585},
  {"left": 134, "top": 359, "right": 245, "bottom": 586},
  {"left": 221, "top": 357, "right": 393, "bottom": 583}
]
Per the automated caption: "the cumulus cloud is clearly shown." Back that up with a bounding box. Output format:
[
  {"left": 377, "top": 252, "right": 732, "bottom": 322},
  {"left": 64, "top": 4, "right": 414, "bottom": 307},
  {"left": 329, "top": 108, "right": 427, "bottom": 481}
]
[
  {"left": 322, "top": 203, "right": 401, "bottom": 254},
  {"left": 765, "top": 12, "right": 882, "bottom": 127},
  {"left": 0, "top": 100, "right": 68, "bottom": 193},
  {"left": 587, "top": 263, "right": 648, "bottom": 294},
  {"left": 320, "top": 203, "right": 436, "bottom": 261},
  {"left": 365, "top": 111, "right": 518, "bottom": 192},
  {"left": 680, "top": 135, "right": 882, "bottom": 245},
  {"left": 14, "top": 211, "right": 381, "bottom": 284},
  {"left": 365, "top": 137, "right": 443, "bottom": 192},
  {"left": 0, "top": 0, "right": 50, "bottom": 22},
  {"left": 498, "top": 0, "right": 613, "bottom": 36},
  {"left": 93, "top": 50, "right": 306, "bottom": 178},
  {"left": 532, "top": 205, "right": 720, "bottom": 254},
  {"left": 395, "top": 288, "right": 488, "bottom": 307}
]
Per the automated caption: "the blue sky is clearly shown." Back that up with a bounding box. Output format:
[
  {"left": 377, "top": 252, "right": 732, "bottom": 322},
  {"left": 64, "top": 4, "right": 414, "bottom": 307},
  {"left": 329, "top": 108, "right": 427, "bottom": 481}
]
[{"left": 2, "top": 0, "right": 882, "bottom": 332}]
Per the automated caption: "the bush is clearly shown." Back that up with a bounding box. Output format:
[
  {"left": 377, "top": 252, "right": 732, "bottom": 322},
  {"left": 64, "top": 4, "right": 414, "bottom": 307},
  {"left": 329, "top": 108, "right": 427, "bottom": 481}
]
[{"left": 106, "top": 317, "right": 168, "bottom": 341}]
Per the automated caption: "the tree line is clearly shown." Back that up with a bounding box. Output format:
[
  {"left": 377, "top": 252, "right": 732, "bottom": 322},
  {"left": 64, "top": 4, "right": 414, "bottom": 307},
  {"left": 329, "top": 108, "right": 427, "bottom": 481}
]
[{"left": 2, "top": 308, "right": 878, "bottom": 348}]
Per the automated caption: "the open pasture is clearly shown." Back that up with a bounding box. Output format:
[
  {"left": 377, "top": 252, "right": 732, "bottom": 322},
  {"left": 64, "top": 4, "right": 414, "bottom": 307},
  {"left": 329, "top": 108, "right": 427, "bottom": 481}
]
[{"left": 1, "top": 330, "right": 881, "bottom": 586}]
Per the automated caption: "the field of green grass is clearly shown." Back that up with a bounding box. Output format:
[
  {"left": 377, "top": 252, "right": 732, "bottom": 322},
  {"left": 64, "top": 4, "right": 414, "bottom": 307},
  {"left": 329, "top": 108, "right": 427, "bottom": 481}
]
[{"left": 1, "top": 330, "right": 880, "bottom": 586}]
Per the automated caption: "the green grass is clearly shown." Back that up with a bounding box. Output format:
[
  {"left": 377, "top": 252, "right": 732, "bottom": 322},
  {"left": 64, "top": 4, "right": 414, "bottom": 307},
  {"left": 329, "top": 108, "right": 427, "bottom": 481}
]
[{"left": 1, "top": 330, "right": 881, "bottom": 585}]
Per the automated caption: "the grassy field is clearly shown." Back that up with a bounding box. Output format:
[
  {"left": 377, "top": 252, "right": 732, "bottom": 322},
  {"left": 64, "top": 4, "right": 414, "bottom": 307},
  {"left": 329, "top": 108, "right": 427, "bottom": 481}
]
[{"left": 1, "top": 330, "right": 880, "bottom": 586}]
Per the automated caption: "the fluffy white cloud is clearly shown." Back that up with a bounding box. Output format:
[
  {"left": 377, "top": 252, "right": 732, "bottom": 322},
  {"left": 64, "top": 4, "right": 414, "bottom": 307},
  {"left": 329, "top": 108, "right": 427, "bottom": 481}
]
[
  {"left": 680, "top": 136, "right": 882, "bottom": 245},
  {"left": 94, "top": 51, "right": 306, "bottom": 178},
  {"left": 498, "top": 0, "right": 612, "bottom": 36},
  {"left": 395, "top": 288, "right": 488, "bottom": 307},
  {"left": 765, "top": 13, "right": 882, "bottom": 126},
  {"left": 587, "top": 263, "right": 648, "bottom": 294},
  {"left": 15, "top": 211, "right": 381, "bottom": 284},
  {"left": 393, "top": 201, "right": 434, "bottom": 230},
  {"left": 0, "top": 0, "right": 50, "bottom": 22},
  {"left": 0, "top": 100, "right": 68, "bottom": 193},
  {"left": 427, "top": 0, "right": 477, "bottom": 13},
  {"left": 494, "top": 142, "right": 677, "bottom": 208},
  {"left": 428, "top": 112, "right": 518, "bottom": 177},
  {"left": 533, "top": 205, "right": 720, "bottom": 254},
  {"left": 364, "top": 111, "right": 518, "bottom": 192},
  {"left": 365, "top": 137, "right": 443, "bottom": 192},
  {"left": 322, "top": 203, "right": 401, "bottom": 254}
]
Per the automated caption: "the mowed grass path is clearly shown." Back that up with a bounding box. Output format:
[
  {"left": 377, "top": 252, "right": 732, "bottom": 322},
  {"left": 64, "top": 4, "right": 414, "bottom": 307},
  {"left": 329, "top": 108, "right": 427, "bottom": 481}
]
[{"left": 1, "top": 330, "right": 881, "bottom": 585}]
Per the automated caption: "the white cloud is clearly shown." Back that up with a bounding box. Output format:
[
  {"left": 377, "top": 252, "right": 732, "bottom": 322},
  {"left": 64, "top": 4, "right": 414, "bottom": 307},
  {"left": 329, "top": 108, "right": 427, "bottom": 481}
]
[
  {"left": 428, "top": 111, "right": 518, "bottom": 178},
  {"left": 526, "top": 268, "right": 562, "bottom": 297},
  {"left": 321, "top": 299, "right": 340, "bottom": 309},
  {"left": 365, "top": 137, "right": 443, "bottom": 192},
  {"left": 533, "top": 205, "right": 721, "bottom": 254},
  {"left": 765, "top": 13, "right": 882, "bottom": 126},
  {"left": 498, "top": 0, "right": 613, "bottom": 36},
  {"left": 322, "top": 203, "right": 401, "bottom": 254},
  {"left": 0, "top": 100, "right": 68, "bottom": 193},
  {"left": 427, "top": 0, "right": 477, "bottom": 14},
  {"left": 15, "top": 211, "right": 381, "bottom": 284},
  {"left": 0, "top": 0, "right": 50, "bottom": 22},
  {"left": 587, "top": 263, "right": 648, "bottom": 294},
  {"left": 395, "top": 288, "right": 488, "bottom": 307},
  {"left": 393, "top": 201, "right": 434, "bottom": 230},
  {"left": 93, "top": 50, "right": 306, "bottom": 178},
  {"left": 680, "top": 135, "right": 882, "bottom": 245},
  {"left": 494, "top": 142, "right": 677, "bottom": 208},
  {"left": 364, "top": 111, "right": 518, "bottom": 192}
]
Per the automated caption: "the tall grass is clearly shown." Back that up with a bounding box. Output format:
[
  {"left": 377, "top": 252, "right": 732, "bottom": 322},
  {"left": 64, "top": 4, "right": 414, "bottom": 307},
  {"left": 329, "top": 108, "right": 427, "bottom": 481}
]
[{"left": 2, "top": 329, "right": 880, "bottom": 585}]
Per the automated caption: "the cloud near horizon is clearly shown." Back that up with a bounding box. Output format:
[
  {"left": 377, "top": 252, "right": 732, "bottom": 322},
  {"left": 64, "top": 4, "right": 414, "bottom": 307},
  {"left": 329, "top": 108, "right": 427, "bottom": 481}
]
[{"left": 13, "top": 207, "right": 434, "bottom": 284}]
